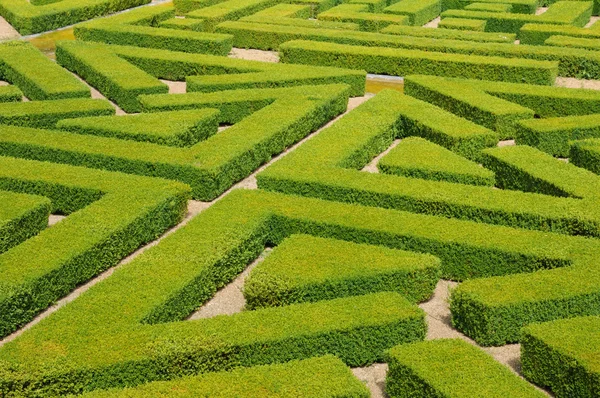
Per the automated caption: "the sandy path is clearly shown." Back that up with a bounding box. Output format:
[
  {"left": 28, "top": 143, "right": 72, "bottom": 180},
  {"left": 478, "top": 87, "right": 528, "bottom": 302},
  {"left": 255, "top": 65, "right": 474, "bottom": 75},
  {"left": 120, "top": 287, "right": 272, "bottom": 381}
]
[{"left": 0, "top": 16, "right": 19, "bottom": 41}]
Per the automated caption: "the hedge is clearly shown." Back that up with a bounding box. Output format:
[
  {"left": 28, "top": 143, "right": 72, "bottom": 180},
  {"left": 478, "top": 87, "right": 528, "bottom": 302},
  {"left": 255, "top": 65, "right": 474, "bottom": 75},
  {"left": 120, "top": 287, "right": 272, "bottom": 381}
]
[
  {"left": 441, "top": 1, "right": 593, "bottom": 33},
  {"left": 242, "top": 3, "right": 359, "bottom": 30},
  {"left": 570, "top": 138, "right": 600, "bottom": 174},
  {"left": 56, "top": 109, "right": 220, "bottom": 147},
  {"left": 243, "top": 234, "right": 441, "bottom": 308},
  {"left": 0, "top": 84, "right": 350, "bottom": 201},
  {"left": 0, "top": 0, "right": 148, "bottom": 34},
  {"left": 74, "top": 5, "right": 233, "bottom": 54},
  {"left": 380, "top": 23, "right": 515, "bottom": 42},
  {"left": 386, "top": 339, "right": 546, "bottom": 397},
  {"left": 0, "top": 41, "right": 90, "bottom": 101},
  {"left": 378, "top": 136, "right": 496, "bottom": 186},
  {"left": 517, "top": 114, "right": 600, "bottom": 157},
  {"left": 279, "top": 40, "right": 558, "bottom": 85},
  {"left": 0, "top": 98, "right": 115, "bottom": 129},
  {"left": 317, "top": 4, "right": 409, "bottom": 32},
  {"left": 185, "top": 0, "right": 281, "bottom": 31},
  {"left": 521, "top": 316, "right": 600, "bottom": 398},
  {"left": 519, "top": 23, "right": 600, "bottom": 45},
  {"left": 438, "top": 17, "right": 487, "bottom": 31},
  {"left": 0, "top": 191, "right": 50, "bottom": 255},
  {"left": 215, "top": 21, "right": 600, "bottom": 78},
  {"left": 81, "top": 356, "right": 370, "bottom": 398},
  {"left": 464, "top": 2, "right": 512, "bottom": 12},
  {"left": 442, "top": 0, "right": 537, "bottom": 14},
  {"left": 0, "top": 86, "right": 22, "bottom": 103},
  {"left": 383, "top": 0, "right": 441, "bottom": 26},
  {"left": 404, "top": 75, "right": 600, "bottom": 138},
  {"left": 545, "top": 34, "right": 600, "bottom": 51},
  {"left": 0, "top": 156, "right": 190, "bottom": 338}
]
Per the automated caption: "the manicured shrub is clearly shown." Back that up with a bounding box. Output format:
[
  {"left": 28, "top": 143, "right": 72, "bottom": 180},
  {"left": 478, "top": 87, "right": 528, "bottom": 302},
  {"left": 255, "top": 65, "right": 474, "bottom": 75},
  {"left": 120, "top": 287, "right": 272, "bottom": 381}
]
[
  {"left": 545, "top": 34, "right": 600, "bottom": 51},
  {"left": 279, "top": 40, "right": 558, "bottom": 86},
  {"left": 465, "top": 2, "right": 512, "bottom": 12},
  {"left": 570, "top": 138, "right": 600, "bottom": 174},
  {"left": 438, "top": 17, "right": 487, "bottom": 31},
  {"left": 378, "top": 136, "right": 495, "bottom": 186},
  {"left": 0, "top": 86, "right": 22, "bottom": 103},
  {"left": 81, "top": 356, "right": 370, "bottom": 398},
  {"left": 521, "top": 316, "right": 600, "bottom": 398},
  {"left": 383, "top": 0, "right": 441, "bottom": 26},
  {"left": 519, "top": 23, "right": 600, "bottom": 45},
  {"left": 318, "top": 4, "right": 409, "bottom": 32},
  {"left": 443, "top": 0, "right": 537, "bottom": 14},
  {"left": 0, "top": 191, "right": 50, "bottom": 255},
  {"left": 380, "top": 23, "right": 515, "bottom": 41},
  {"left": 386, "top": 339, "right": 546, "bottom": 397},
  {"left": 185, "top": 0, "right": 281, "bottom": 31},
  {"left": 244, "top": 234, "right": 441, "bottom": 308}
]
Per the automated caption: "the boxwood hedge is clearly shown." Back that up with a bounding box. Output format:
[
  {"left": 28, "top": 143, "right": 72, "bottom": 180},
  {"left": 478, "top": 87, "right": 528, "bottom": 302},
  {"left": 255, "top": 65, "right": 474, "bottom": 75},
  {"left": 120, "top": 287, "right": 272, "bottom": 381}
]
[{"left": 0, "top": 191, "right": 50, "bottom": 255}]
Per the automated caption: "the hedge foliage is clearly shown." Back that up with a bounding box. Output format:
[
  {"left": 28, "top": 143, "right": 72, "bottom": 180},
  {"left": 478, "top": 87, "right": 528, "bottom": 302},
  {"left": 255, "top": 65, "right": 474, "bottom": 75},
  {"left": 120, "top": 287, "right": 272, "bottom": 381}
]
[
  {"left": 0, "top": 191, "right": 50, "bottom": 255},
  {"left": 318, "top": 4, "right": 409, "bottom": 32},
  {"left": 438, "top": 17, "right": 487, "bottom": 31},
  {"left": 74, "top": 5, "right": 233, "bottom": 54},
  {"left": 244, "top": 234, "right": 441, "bottom": 308},
  {"left": 57, "top": 109, "right": 220, "bottom": 147},
  {"left": 0, "top": 84, "right": 350, "bottom": 201},
  {"left": 521, "top": 316, "right": 600, "bottom": 398},
  {"left": 383, "top": 0, "right": 441, "bottom": 26},
  {"left": 279, "top": 40, "right": 558, "bottom": 86},
  {"left": 519, "top": 23, "right": 600, "bottom": 45},
  {"left": 570, "top": 138, "right": 600, "bottom": 174},
  {"left": 185, "top": 0, "right": 280, "bottom": 31},
  {"left": 380, "top": 23, "right": 515, "bottom": 41},
  {"left": 0, "top": 156, "right": 189, "bottom": 338},
  {"left": 464, "top": 2, "right": 512, "bottom": 12},
  {"left": 386, "top": 339, "right": 546, "bottom": 397},
  {"left": 442, "top": 0, "right": 537, "bottom": 14},
  {"left": 378, "top": 136, "right": 495, "bottom": 186},
  {"left": 81, "top": 356, "right": 370, "bottom": 398},
  {"left": 0, "top": 86, "right": 22, "bottom": 103},
  {"left": 545, "top": 34, "right": 600, "bottom": 51}
]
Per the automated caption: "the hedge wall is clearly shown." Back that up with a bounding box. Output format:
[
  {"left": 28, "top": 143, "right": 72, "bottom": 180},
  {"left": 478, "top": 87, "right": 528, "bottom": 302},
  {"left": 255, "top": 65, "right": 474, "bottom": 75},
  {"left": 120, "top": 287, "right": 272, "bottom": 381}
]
[{"left": 0, "top": 191, "right": 50, "bottom": 255}]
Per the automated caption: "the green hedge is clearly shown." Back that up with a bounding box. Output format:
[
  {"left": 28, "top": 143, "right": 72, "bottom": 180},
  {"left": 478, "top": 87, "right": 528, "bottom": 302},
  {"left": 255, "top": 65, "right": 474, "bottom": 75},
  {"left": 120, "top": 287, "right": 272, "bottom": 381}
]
[
  {"left": 243, "top": 13, "right": 361, "bottom": 30},
  {"left": 57, "top": 109, "right": 220, "bottom": 147},
  {"left": 383, "top": 0, "right": 441, "bottom": 26},
  {"left": 442, "top": 0, "right": 537, "bottom": 14},
  {"left": 438, "top": 17, "right": 487, "bottom": 31},
  {"left": 517, "top": 114, "right": 600, "bottom": 157},
  {"left": 81, "top": 356, "right": 370, "bottom": 398},
  {"left": 317, "top": 4, "right": 409, "bottom": 32},
  {"left": 570, "top": 138, "right": 600, "bottom": 174},
  {"left": 386, "top": 339, "right": 546, "bottom": 397},
  {"left": 379, "top": 136, "right": 496, "bottom": 186},
  {"left": 0, "top": 41, "right": 90, "bottom": 101},
  {"left": 74, "top": 5, "right": 233, "bottom": 54},
  {"left": 244, "top": 234, "right": 441, "bottom": 308},
  {"left": 0, "top": 85, "right": 349, "bottom": 201},
  {"left": 0, "top": 191, "right": 50, "bottom": 255},
  {"left": 380, "top": 23, "right": 515, "bottom": 41},
  {"left": 521, "top": 316, "right": 600, "bottom": 398},
  {"left": 519, "top": 23, "right": 600, "bottom": 45},
  {"left": 185, "top": 0, "right": 280, "bottom": 31},
  {"left": 0, "top": 0, "right": 149, "bottom": 34},
  {"left": 0, "top": 98, "right": 115, "bottom": 129},
  {"left": 545, "top": 34, "right": 600, "bottom": 51},
  {"left": 279, "top": 40, "right": 558, "bottom": 85},
  {"left": 441, "top": 1, "right": 593, "bottom": 33},
  {"left": 0, "top": 86, "right": 22, "bottom": 103},
  {"left": 465, "top": 2, "right": 512, "bottom": 12},
  {"left": 0, "top": 156, "right": 190, "bottom": 338}
]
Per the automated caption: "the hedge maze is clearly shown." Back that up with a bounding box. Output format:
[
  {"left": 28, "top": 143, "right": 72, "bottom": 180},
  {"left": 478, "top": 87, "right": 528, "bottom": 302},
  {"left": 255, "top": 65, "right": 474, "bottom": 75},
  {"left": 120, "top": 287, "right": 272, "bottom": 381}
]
[{"left": 1, "top": 0, "right": 600, "bottom": 397}]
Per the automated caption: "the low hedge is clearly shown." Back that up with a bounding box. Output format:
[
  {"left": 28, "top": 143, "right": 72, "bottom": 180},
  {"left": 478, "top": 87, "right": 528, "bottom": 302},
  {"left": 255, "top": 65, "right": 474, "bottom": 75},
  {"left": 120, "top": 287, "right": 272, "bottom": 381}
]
[
  {"left": 378, "top": 136, "right": 496, "bottom": 186},
  {"left": 0, "top": 41, "right": 89, "bottom": 101},
  {"left": 243, "top": 14, "right": 360, "bottom": 30},
  {"left": 464, "top": 2, "right": 512, "bottom": 12},
  {"left": 386, "top": 339, "right": 546, "bottom": 397},
  {"left": 570, "top": 138, "right": 600, "bottom": 174},
  {"left": 0, "top": 156, "right": 190, "bottom": 338},
  {"left": 0, "top": 98, "right": 115, "bottom": 129},
  {"left": 81, "top": 356, "right": 370, "bottom": 398},
  {"left": 519, "top": 23, "right": 600, "bottom": 45},
  {"left": 521, "top": 316, "right": 600, "bottom": 398},
  {"left": 244, "top": 234, "right": 441, "bottom": 308},
  {"left": 442, "top": 0, "right": 537, "bottom": 14},
  {"left": 438, "top": 17, "right": 487, "bottom": 31},
  {"left": 0, "top": 86, "right": 22, "bottom": 103},
  {"left": 185, "top": 0, "right": 280, "bottom": 31},
  {"left": 441, "top": 1, "right": 593, "bottom": 33},
  {"left": 545, "top": 34, "right": 600, "bottom": 51},
  {"left": 317, "top": 4, "right": 409, "bottom": 32},
  {"left": 0, "top": 0, "right": 148, "bottom": 34},
  {"left": 380, "top": 23, "right": 515, "bottom": 41},
  {"left": 383, "top": 0, "right": 441, "bottom": 26},
  {"left": 74, "top": 5, "right": 233, "bottom": 55},
  {"left": 279, "top": 40, "right": 558, "bottom": 86},
  {"left": 0, "top": 191, "right": 50, "bottom": 255},
  {"left": 0, "top": 85, "right": 349, "bottom": 201},
  {"left": 57, "top": 109, "right": 220, "bottom": 147},
  {"left": 517, "top": 114, "right": 600, "bottom": 157}
]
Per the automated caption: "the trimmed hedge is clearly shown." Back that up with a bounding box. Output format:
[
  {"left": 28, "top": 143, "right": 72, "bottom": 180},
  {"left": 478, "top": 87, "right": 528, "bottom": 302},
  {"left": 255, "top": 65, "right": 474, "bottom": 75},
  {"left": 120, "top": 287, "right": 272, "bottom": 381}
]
[
  {"left": 279, "top": 40, "right": 558, "bottom": 85},
  {"left": 380, "top": 23, "right": 515, "bottom": 41},
  {"left": 243, "top": 14, "right": 361, "bottom": 30},
  {"left": 244, "top": 234, "right": 441, "bottom": 308},
  {"left": 441, "top": 1, "right": 593, "bottom": 33},
  {"left": 0, "top": 41, "right": 90, "bottom": 101},
  {"left": 519, "top": 23, "right": 600, "bottom": 45},
  {"left": 517, "top": 114, "right": 600, "bottom": 157},
  {"left": 0, "top": 191, "right": 50, "bottom": 255},
  {"left": 74, "top": 5, "right": 233, "bottom": 54},
  {"left": 442, "top": 0, "right": 537, "bottom": 14},
  {"left": 317, "top": 4, "right": 409, "bottom": 32},
  {"left": 570, "top": 138, "right": 600, "bottom": 175},
  {"left": 438, "top": 17, "right": 487, "bottom": 31},
  {"left": 185, "top": 0, "right": 281, "bottom": 31},
  {"left": 465, "top": 2, "right": 512, "bottom": 12},
  {"left": 0, "top": 0, "right": 148, "bottom": 34},
  {"left": 545, "top": 34, "right": 600, "bottom": 51},
  {"left": 378, "top": 136, "right": 496, "bottom": 186},
  {"left": 81, "top": 356, "right": 370, "bottom": 398},
  {"left": 521, "top": 316, "right": 600, "bottom": 398},
  {"left": 0, "top": 84, "right": 350, "bottom": 201},
  {"left": 383, "top": 0, "right": 441, "bottom": 26},
  {"left": 386, "top": 339, "right": 546, "bottom": 397},
  {"left": 57, "top": 109, "right": 220, "bottom": 147},
  {"left": 0, "top": 98, "right": 115, "bottom": 129},
  {"left": 0, "top": 86, "right": 22, "bottom": 103},
  {"left": 0, "top": 156, "right": 190, "bottom": 338}
]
